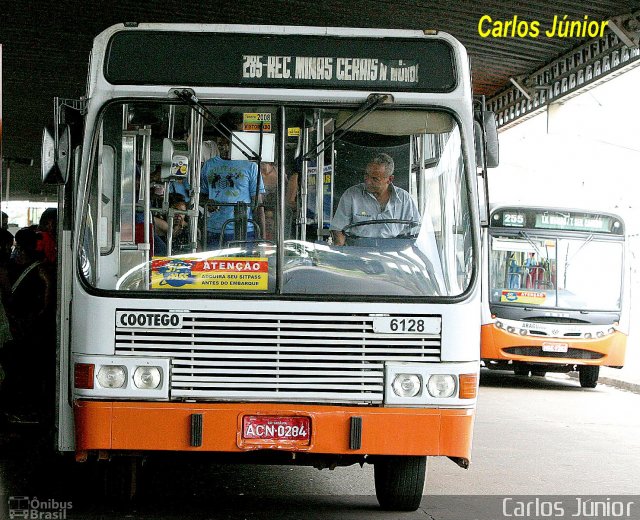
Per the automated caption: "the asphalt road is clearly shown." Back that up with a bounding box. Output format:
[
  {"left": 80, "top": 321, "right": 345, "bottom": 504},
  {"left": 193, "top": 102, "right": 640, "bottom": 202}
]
[{"left": 1, "top": 370, "right": 639, "bottom": 520}]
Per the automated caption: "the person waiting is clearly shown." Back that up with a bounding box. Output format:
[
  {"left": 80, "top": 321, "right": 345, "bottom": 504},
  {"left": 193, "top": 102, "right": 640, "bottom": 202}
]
[
  {"left": 36, "top": 208, "right": 57, "bottom": 265},
  {"left": 330, "top": 153, "right": 420, "bottom": 246},
  {"left": 2, "top": 228, "right": 55, "bottom": 422}
]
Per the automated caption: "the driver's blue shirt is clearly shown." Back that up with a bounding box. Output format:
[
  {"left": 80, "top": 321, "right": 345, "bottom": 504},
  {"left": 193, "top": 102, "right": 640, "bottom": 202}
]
[{"left": 330, "top": 183, "right": 420, "bottom": 238}]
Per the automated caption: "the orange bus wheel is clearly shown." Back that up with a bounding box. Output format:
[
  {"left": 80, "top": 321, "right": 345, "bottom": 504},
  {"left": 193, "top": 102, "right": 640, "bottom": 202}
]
[{"left": 579, "top": 366, "right": 599, "bottom": 388}]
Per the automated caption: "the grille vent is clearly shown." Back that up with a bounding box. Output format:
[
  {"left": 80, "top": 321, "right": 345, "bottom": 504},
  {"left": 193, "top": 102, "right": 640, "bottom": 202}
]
[{"left": 115, "top": 310, "right": 442, "bottom": 404}]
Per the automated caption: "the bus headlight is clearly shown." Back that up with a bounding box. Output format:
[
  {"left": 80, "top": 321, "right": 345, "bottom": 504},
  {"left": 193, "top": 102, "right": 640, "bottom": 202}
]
[
  {"left": 97, "top": 365, "right": 126, "bottom": 388},
  {"left": 133, "top": 366, "right": 162, "bottom": 389},
  {"left": 427, "top": 374, "right": 456, "bottom": 398},
  {"left": 392, "top": 374, "right": 422, "bottom": 397}
]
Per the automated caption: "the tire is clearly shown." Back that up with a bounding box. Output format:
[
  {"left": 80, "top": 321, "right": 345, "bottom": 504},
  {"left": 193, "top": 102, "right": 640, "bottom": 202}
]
[
  {"left": 101, "top": 457, "right": 140, "bottom": 502},
  {"left": 374, "top": 456, "right": 426, "bottom": 511},
  {"left": 531, "top": 370, "right": 546, "bottom": 377},
  {"left": 579, "top": 365, "right": 599, "bottom": 388},
  {"left": 513, "top": 364, "right": 529, "bottom": 377}
]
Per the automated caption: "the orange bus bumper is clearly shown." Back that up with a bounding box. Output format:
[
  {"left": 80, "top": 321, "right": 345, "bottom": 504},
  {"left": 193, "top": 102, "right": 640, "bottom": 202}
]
[
  {"left": 74, "top": 401, "right": 474, "bottom": 459},
  {"left": 481, "top": 324, "right": 627, "bottom": 366}
]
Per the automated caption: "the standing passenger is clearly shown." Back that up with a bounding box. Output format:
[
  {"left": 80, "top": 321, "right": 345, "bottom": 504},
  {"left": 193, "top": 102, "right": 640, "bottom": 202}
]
[{"left": 200, "top": 132, "right": 265, "bottom": 248}]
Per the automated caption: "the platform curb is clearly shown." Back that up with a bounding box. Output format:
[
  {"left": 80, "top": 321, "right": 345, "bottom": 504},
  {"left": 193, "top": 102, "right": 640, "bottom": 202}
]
[{"left": 567, "top": 371, "right": 640, "bottom": 394}]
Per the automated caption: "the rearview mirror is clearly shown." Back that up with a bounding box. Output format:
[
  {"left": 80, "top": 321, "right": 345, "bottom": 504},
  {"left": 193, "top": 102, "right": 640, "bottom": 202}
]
[
  {"left": 41, "top": 124, "right": 71, "bottom": 184},
  {"left": 483, "top": 112, "right": 499, "bottom": 168}
]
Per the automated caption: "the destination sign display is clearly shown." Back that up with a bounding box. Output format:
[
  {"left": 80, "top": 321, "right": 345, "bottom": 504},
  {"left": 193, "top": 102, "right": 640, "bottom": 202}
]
[
  {"left": 491, "top": 208, "right": 623, "bottom": 235},
  {"left": 534, "top": 213, "right": 610, "bottom": 232},
  {"left": 105, "top": 31, "right": 456, "bottom": 92}
]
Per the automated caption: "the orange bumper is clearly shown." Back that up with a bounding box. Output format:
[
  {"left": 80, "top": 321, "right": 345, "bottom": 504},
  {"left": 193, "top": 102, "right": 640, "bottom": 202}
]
[
  {"left": 481, "top": 324, "right": 627, "bottom": 366},
  {"left": 74, "top": 401, "right": 474, "bottom": 458}
]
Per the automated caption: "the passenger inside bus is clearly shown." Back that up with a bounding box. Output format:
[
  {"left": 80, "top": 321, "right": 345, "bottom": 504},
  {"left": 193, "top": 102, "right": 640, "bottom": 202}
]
[
  {"left": 167, "top": 194, "right": 192, "bottom": 254},
  {"left": 260, "top": 161, "right": 283, "bottom": 241},
  {"left": 199, "top": 132, "right": 265, "bottom": 249},
  {"left": 330, "top": 153, "right": 420, "bottom": 245},
  {"left": 134, "top": 165, "right": 168, "bottom": 256},
  {"left": 507, "top": 254, "right": 522, "bottom": 289}
]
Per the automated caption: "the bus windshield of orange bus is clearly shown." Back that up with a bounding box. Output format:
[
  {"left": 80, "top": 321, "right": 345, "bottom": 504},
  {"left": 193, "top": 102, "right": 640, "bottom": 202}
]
[{"left": 488, "top": 233, "right": 623, "bottom": 311}]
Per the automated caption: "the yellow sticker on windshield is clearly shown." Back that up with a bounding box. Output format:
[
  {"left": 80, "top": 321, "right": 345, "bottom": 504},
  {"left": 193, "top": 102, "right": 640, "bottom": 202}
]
[{"left": 243, "top": 113, "right": 272, "bottom": 132}]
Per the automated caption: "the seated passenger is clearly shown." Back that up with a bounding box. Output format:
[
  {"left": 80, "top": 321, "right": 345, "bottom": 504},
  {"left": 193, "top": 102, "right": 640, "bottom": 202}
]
[
  {"left": 134, "top": 165, "right": 167, "bottom": 256},
  {"left": 168, "top": 194, "right": 192, "bottom": 254},
  {"left": 330, "top": 153, "right": 420, "bottom": 245}
]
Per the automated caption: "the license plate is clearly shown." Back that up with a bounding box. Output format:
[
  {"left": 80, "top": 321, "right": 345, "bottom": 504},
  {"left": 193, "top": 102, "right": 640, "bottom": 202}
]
[
  {"left": 242, "top": 416, "right": 311, "bottom": 442},
  {"left": 372, "top": 316, "right": 440, "bottom": 334},
  {"left": 542, "top": 342, "right": 569, "bottom": 353}
]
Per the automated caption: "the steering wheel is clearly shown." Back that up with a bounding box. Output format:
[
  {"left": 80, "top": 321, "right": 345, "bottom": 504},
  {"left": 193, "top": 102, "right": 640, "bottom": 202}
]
[{"left": 342, "top": 219, "right": 420, "bottom": 238}]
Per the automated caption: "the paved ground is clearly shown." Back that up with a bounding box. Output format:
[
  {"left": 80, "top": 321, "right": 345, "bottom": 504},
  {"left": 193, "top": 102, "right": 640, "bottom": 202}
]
[{"left": 2, "top": 370, "right": 640, "bottom": 519}]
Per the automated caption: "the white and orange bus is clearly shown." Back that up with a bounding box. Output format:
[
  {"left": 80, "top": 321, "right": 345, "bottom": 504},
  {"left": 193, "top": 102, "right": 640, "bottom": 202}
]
[
  {"left": 42, "top": 23, "right": 498, "bottom": 510},
  {"left": 481, "top": 205, "right": 629, "bottom": 387}
]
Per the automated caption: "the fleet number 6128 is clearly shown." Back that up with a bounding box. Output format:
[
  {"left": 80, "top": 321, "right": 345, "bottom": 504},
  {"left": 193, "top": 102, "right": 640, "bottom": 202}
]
[{"left": 390, "top": 318, "right": 425, "bottom": 332}]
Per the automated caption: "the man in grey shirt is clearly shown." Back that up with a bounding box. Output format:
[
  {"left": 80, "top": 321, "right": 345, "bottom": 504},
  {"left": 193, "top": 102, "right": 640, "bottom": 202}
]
[{"left": 330, "top": 153, "right": 420, "bottom": 245}]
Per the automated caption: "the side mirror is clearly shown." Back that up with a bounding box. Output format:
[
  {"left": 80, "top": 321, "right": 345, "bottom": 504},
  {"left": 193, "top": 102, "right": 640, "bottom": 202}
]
[
  {"left": 483, "top": 111, "right": 499, "bottom": 168},
  {"left": 474, "top": 120, "right": 484, "bottom": 166},
  {"left": 41, "top": 124, "right": 71, "bottom": 184}
]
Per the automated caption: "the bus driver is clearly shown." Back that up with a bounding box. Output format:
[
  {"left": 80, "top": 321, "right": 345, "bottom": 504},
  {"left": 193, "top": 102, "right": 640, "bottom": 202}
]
[{"left": 330, "top": 153, "right": 420, "bottom": 245}]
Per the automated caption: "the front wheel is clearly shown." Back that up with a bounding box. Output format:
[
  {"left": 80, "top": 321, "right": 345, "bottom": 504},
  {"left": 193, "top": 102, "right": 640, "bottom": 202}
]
[
  {"left": 513, "top": 364, "right": 530, "bottom": 377},
  {"left": 579, "top": 365, "right": 600, "bottom": 388},
  {"left": 374, "top": 456, "right": 426, "bottom": 511}
]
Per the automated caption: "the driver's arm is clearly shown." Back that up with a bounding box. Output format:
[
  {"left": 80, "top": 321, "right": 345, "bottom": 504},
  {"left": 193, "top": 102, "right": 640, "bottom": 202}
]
[
  {"left": 329, "top": 190, "right": 352, "bottom": 246},
  {"left": 332, "top": 230, "right": 346, "bottom": 246}
]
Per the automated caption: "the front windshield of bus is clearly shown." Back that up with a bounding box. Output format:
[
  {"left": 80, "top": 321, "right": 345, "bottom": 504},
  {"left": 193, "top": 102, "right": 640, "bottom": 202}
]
[
  {"left": 488, "top": 233, "right": 623, "bottom": 311},
  {"left": 79, "top": 101, "right": 473, "bottom": 298}
]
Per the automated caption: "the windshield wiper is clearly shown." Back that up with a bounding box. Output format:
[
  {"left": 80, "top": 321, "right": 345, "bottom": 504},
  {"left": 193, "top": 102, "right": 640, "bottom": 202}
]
[
  {"left": 563, "top": 233, "right": 594, "bottom": 287},
  {"left": 518, "top": 230, "right": 543, "bottom": 256},
  {"left": 172, "top": 88, "right": 260, "bottom": 161},
  {"left": 301, "top": 93, "right": 393, "bottom": 161}
]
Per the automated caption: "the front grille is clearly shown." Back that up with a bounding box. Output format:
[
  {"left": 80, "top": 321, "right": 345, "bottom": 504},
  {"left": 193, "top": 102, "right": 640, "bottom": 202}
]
[
  {"left": 115, "top": 310, "right": 442, "bottom": 404},
  {"left": 524, "top": 317, "right": 589, "bottom": 324},
  {"left": 524, "top": 329, "right": 584, "bottom": 338},
  {"left": 503, "top": 346, "right": 603, "bottom": 360}
]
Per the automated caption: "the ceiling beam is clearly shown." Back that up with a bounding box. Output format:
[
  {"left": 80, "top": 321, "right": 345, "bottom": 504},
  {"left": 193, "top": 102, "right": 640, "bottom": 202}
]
[{"left": 488, "top": 21, "right": 640, "bottom": 130}]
